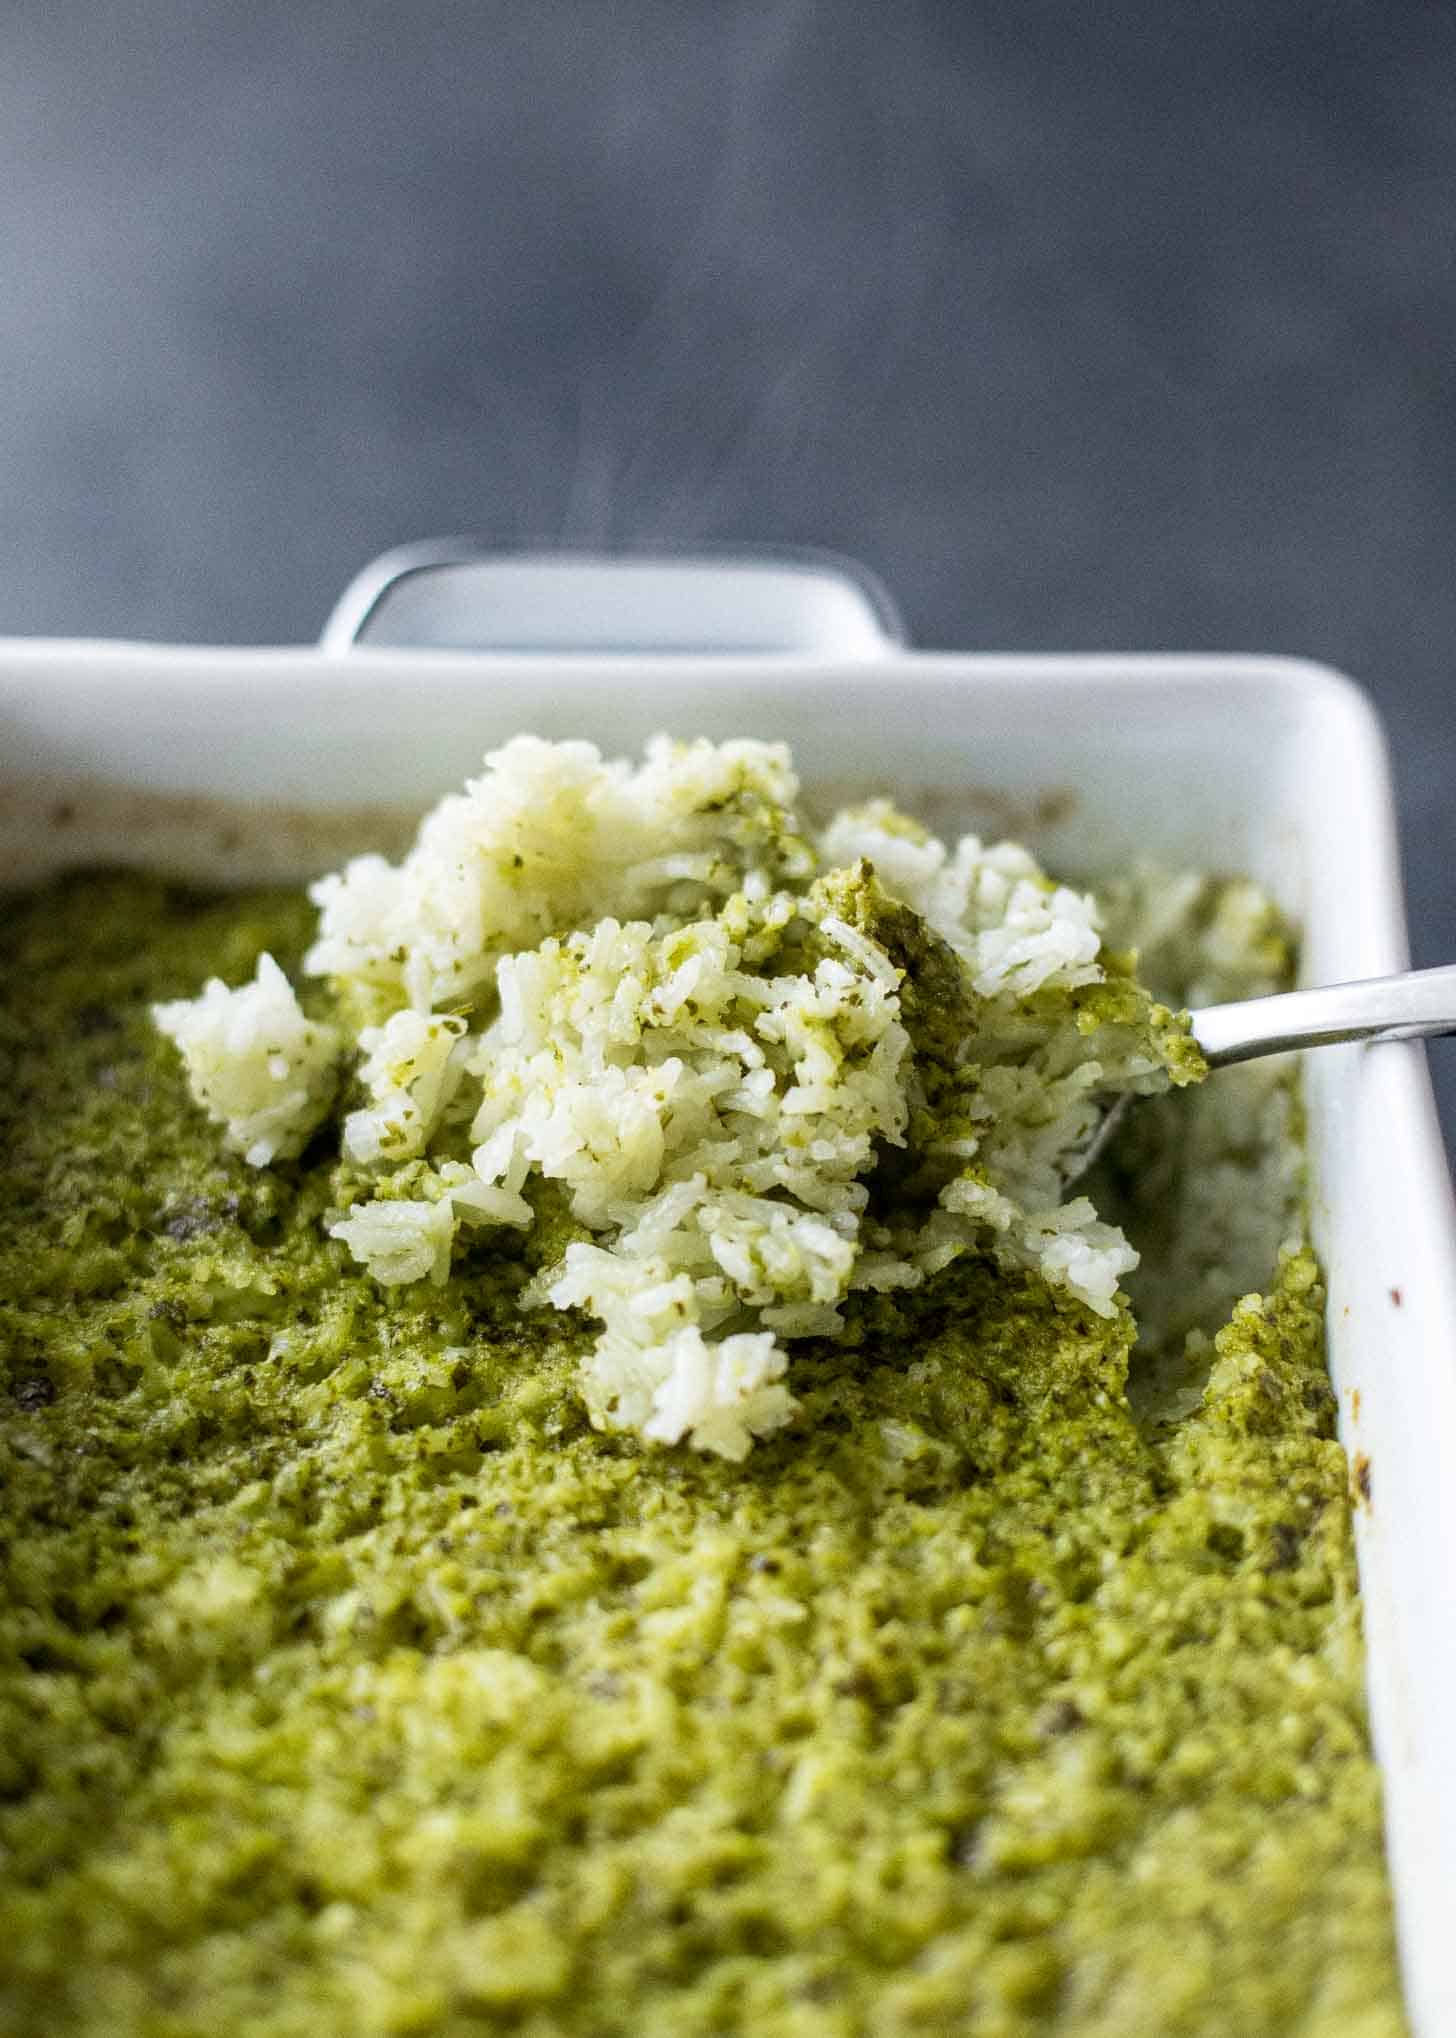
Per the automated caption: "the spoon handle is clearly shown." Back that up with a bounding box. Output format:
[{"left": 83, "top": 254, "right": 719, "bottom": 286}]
[{"left": 1192, "top": 963, "right": 1456, "bottom": 1068}]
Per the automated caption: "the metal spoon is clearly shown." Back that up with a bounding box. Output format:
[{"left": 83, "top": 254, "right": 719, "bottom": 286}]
[{"left": 1073, "top": 962, "right": 1456, "bottom": 1182}]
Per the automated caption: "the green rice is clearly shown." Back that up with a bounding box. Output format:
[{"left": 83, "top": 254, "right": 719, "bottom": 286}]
[{"left": 0, "top": 744, "right": 1405, "bottom": 2036}]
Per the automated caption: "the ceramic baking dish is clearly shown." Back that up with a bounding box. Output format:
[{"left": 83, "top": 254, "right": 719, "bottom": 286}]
[{"left": 2, "top": 545, "right": 1451, "bottom": 2032}]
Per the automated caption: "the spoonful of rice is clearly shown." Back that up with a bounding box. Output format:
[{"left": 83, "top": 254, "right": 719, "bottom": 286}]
[
  {"left": 149, "top": 730, "right": 1453, "bottom": 1457},
  {"left": 1072, "top": 960, "right": 1456, "bottom": 1182}
]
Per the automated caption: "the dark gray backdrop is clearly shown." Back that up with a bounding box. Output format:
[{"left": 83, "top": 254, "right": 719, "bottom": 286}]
[{"left": 3, "top": 0, "right": 1453, "bottom": 1141}]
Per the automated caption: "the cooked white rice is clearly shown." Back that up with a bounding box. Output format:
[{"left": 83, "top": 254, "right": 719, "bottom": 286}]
[
  {"left": 153, "top": 954, "right": 341, "bottom": 1167},
  {"left": 154, "top": 735, "right": 1202, "bottom": 1459}
]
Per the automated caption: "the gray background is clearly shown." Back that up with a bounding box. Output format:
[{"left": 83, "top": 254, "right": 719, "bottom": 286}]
[{"left": 3, "top": 0, "right": 1454, "bottom": 1139}]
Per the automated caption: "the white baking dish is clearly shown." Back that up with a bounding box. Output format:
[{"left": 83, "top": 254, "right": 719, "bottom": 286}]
[{"left": 2, "top": 546, "right": 1451, "bottom": 2033}]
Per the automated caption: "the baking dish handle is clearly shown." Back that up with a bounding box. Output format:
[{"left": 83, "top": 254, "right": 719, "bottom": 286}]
[{"left": 319, "top": 540, "right": 906, "bottom": 658}]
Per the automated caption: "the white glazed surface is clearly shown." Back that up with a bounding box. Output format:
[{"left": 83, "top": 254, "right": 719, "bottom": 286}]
[{"left": 2, "top": 638, "right": 1451, "bottom": 2033}]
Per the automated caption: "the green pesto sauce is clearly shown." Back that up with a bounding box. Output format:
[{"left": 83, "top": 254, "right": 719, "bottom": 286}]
[{"left": 0, "top": 874, "right": 1404, "bottom": 2037}]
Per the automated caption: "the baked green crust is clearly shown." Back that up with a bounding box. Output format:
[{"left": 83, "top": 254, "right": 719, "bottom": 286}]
[{"left": 0, "top": 874, "right": 1404, "bottom": 2036}]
